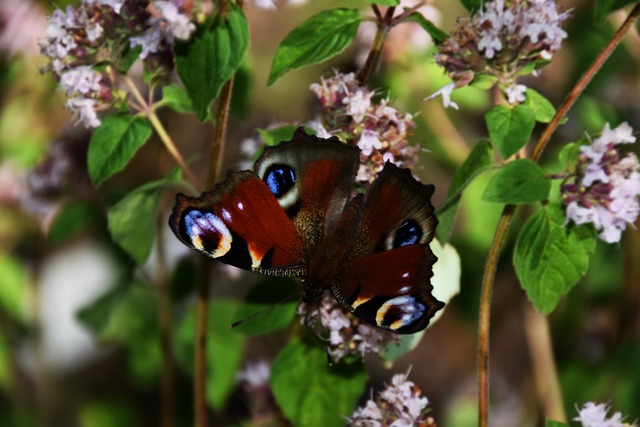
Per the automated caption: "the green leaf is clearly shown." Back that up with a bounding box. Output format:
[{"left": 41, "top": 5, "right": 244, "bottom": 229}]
[
  {"left": 78, "top": 282, "right": 162, "bottom": 385},
  {"left": 436, "top": 140, "right": 493, "bottom": 244},
  {"left": 514, "top": 204, "right": 597, "bottom": 314},
  {"left": 460, "top": 0, "right": 483, "bottom": 13},
  {"left": 404, "top": 12, "right": 447, "bottom": 44},
  {"left": 107, "top": 172, "right": 180, "bottom": 264},
  {"left": 175, "top": 3, "right": 249, "bottom": 121},
  {"left": 524, "top": 89, "right": 556, "bottom": 123},
  {"left": 271, "top": 339, "right": 367, "bottom": 427},
  {"left": 161, "top": 84, "right": 194, "bottom": 113},
  {"left": 558, "top": 141, "right": 584, "bottom": 173},
  {"left": 485, "top": 105, "right": 536, "bottom": 159},
  {"left": 595, "top": 0, "right": 638, "bottom": 21},
  {"left": 49, "top": 202, "right": 102, "bottom": 244},
  {"left": 232, "top": 278, "right": 299, "bottom": 335},
  {"left": 545, "top": 420, "right": 569, "bottom": 427},
  {"left": 88, "top": 115, "right": 153, "bottom": 186},
  {"left": 0, "top": 255, "right": 29, "bottom": 322},
  {"left": 79, "top": 400, "right": 139, "bottom": 427},
  {"left": 258, "top": 126, "right": 304, "bottom": 147},
  {"left": 268, "top": 9, "right": 362, "bottom": 85},
  {"left": 483, "top": 159, "right": 551, "bottom": 204},
  {"left": 175, "top": 300, "right": 245, "bottom": 410},
  {"left": 117, "top": 45, "right": 142, "bottom": 74},
  {"left": 230, "top": 59, "right": 252, "bottom": 119}
]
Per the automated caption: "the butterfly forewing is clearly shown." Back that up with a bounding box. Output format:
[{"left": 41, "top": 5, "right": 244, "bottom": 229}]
[{"left": 169, "top": 171, "right": 305, "bottom": 276}]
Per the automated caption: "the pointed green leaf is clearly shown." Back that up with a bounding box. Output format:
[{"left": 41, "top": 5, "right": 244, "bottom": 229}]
[
  {"left": 160, "top": 84, "right": 194, "bottom": 113},
  {"left": 436, "top": 139, "right": 493, "bottom": 244},
  {"left": 524, "top": 89, "right": 556, "bottom": 124},
  {"left": 460, "top": 0, "right": 483, "bottom": 13},
  {"left": 485, "top": 105, "right": 536, "bottom": 159},
  {"left": 268, "top": 8, "right": 362, "bottom": 85},
  {"left": 88, "top": 115, "right": 153, "bottom": 186},
  {"left": 367, "top": 0, "right": 399, "bottom": 5},
  {"left": 232, "top": 278, "right": 299, "bottom": 335},
  {"left": 175, "top": 3, "right": 249, "bottom": 121},
  {"left": 271, "top": 339, "right": 367, "bottom": 427},
  {"left": 405, "top": 12, "right": 447, "bottom": 44},
  {"left": 107, "top": 172, "right": 180, "bottom": 264},
  {"left": 483, "top": 159, "right": 551, "bottom": 204},
  {"left": 546, "top": 420, "right": 569, "bottom": 427},
  {"left": 175, "top": 300, "right": 245, "bottom": 410},
  {"left": 514, "top": 204, "right": 597, "bottom": 314}
]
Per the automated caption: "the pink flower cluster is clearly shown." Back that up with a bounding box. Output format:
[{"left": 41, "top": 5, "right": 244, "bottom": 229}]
[
  {"left": 574, "top": 402, "right": 635, "bottom": 427},
  {"left": 39, "top": 0, "right": 198, "bottom": 128},
  {"left": 430, "top": 0, "right": 571, "bottom": 108},
  {"left": 562, "top": 122, "right": 640, "bottom": 243},
  {"left": 309, "top": 72, "right": 419, "bottom": 185},
  {"left": 297, "top": 292, "right": 400, "bottom": 363},
  {"left": 348, "top": 373, "right": 434, "bottom": 427}
]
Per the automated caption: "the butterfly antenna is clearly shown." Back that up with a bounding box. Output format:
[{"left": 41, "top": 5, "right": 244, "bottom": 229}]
[{"left": 230, "top": 291, "right": 299, "bottom": 329}]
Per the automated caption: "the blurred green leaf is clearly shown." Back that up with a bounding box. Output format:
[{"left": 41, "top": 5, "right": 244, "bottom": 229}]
[
  {"left": 268, "top": 9, "right": 362, "bottom": 85},
  {"left": 175, "top": 300, "right": 245, "bottom": 410},
  {"left": 116, "top": 45, "right": 142, "bottom": 74},
  {"left": 107, "top": 171, "right": 180, "bottom": 264},
  {"left": 271, "top": 339, "right": 367, "bottom": 427},
  {"left": 460, "top": 0, "right": 483, "bottom": 13},
  {"left": 0, "top": 333, "right": 8, "bottom": 388},
  {"left": 524, "top": 89, "right": 556, "bottom": 124},
  {"left": 483, "top": 159, "right": 551, "bottom": 204},
  {"left": 436, "top": 139, "right": 493, "bottom": 244},
  {"left": 0, "top": 255, "right": 29, "bottom": 322},
  {"left": 258, "top": 126, "right": 303, "bottom": 147},
  {"left": 558, "top": 140, "right": 584, "bottom": 172},
  {"left": 49, "top": 202, "right": 102, "bottom": 244},
  {"left": 161, "top": 84, "right": 194, "bottom": 114},
  {"left": 486, "top": 105, "right": 536, "bottom": 159},
  {"left": 545, "top": 420, "right": 569, "bottom": 427},
  {"left": 175, "top": 3, "right": 249, "bottom": 121},
  {"left": 595, "top": 0, "right": 638, "bottom": 21},
  {"left": 232, "top": 278, "right": 299, "bottom": 335},
  {"left": 230, "top": 59, "right": 252, "bottom": 119},
  {"left": 79, "top": 399, "right": 139, "bottom": 427},
  {"left": 514, "top": 204, "right": 597, "bottom": 314},
  {"left": 368, "top": 0, "right": 399, "bottom": 5},
  {"left": 88, "top": 115, "right": 153, "bottom": 186}
]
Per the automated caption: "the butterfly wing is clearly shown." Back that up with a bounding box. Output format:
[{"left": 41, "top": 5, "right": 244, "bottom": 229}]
[
  {"left": 170, "top": 171, "right": 306, "bottom": 276},
  {"left": 331, "top": 162, "right": 443, "bottom": 333},
  {"left": 254, "top": 128, "right": 360, "bottom": 251},
  {"left": 169, "top": 128, "right": 360, "bottom": 278}
]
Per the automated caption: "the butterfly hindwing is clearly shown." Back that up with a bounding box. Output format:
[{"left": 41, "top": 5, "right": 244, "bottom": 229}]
[
  {"left": 331, "top": 162, "right": 442, "bottom": 333},
  {"left": 169, "top": 171, "right": 305, "bottom": 276}
]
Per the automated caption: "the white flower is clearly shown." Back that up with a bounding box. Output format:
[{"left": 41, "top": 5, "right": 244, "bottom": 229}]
[
  {"left": 424, "top": 82, "right": 459, "bottom": 110},
  {"left": 574, "top": 402, "right": 629, "bottom": 427},
  {"left": 59, "top": 66, "right": 102, "bottom": 95},
  {"left": 66, "top": 97, "right": 101, "bottom": 128},
  {"left": 343, "top": 90, "right": 373, "bottom": 123},
  {"left": 505, "top": 83, "right": 527, "bottom": 104},
  {"left": 358, "top": 130, "right": 382, "bottom": 157},
  {"left": 236, "top": 360, "right": 270, "bottom": 388},
  {"left": 253, "top": 0, "right": 277, "bottom": 9},
  {"left": 129, "top": 27, "right": 163, "bottom": 59}
]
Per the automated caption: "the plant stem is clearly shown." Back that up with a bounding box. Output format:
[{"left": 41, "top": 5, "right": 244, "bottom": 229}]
[
  {"left": 476, "top": 6, "right": 640, "bottom": 425},
  {"left": 125, "top": 76, "right": 201, "bottom": 188},
  {"left": 357, "top": 6, "right": 393, "bottom": 86},
  {"left": 194, "top": 75, "right": 236, "bottom": 427}
]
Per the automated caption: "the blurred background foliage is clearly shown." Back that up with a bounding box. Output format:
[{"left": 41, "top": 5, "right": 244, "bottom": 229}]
[{"left": 0, "top": 0, "right": 638, "bottom": 426}]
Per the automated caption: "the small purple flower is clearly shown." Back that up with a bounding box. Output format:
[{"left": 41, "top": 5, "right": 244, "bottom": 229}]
[{"left": 562, "top": 122, "right": 640, "bottom": 243}]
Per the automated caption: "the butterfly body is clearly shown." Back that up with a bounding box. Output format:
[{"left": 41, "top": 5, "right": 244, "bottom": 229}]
[{"left": 170, "top": 128, "right": 443, "bottom": 333}]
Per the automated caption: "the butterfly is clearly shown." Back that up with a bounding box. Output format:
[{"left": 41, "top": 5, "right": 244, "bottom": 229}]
[{"left": 169, "top": 128, "right": 443, "bottom": 334}]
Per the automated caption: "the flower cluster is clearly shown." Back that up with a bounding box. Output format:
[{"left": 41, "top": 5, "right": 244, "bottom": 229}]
[
  {"left": 236, "top": 360, "right": 282, "bottom": 422},
  {"left": 310, "top": 71, "right": 419, "bottom": 185},
  {"left": 562, "top": 122, "right": 640, "bottom": 243},
  {"left": 39, "top": 0, "right": 200, "bottom": 128},
  {"left": 574, "top": 402, "right": 635, "bottom": 427},
  {"left": 297, "top": 292, "right": 400, "bottom": 363},
  {"left": 347, "top": 373, "right": 435, "bottom": 427},
  {"left": 429, "top": 0, "right": 571, "bottom": 107}
]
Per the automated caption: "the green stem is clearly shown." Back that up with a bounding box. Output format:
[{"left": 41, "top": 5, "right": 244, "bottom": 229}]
[
  {"left": 125, "top": 76, "right": 201, "bottom": 188},
  {"left": 356, "top": 6, "right": 393, "bottom": 86},
  {"left": 476, "top": 6, "right": 640, "bottom": 426},
  {"left": 194, "top": 75, "right": 236, "bottom": 427}
]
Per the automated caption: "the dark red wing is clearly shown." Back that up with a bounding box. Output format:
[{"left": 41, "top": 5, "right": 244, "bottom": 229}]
[
  {"left": 169, "top": 171, "right": 305, "bottom": 276},
  {"left": 331, "top": 245, "right": 442, "bottom": 334}
]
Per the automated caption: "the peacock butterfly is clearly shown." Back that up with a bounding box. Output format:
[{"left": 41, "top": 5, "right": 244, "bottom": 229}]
[{"left": 169, "top": 128, "right": 444, "bottom": 334}]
